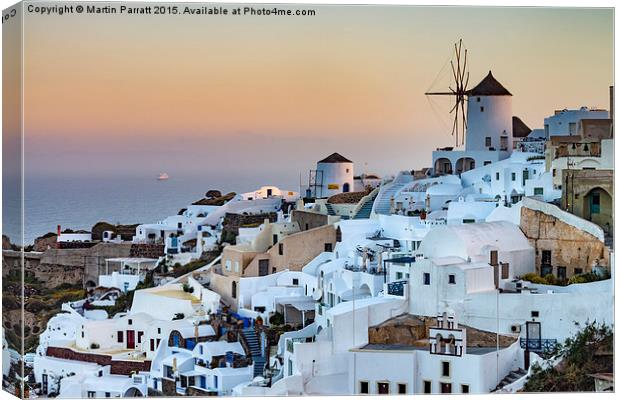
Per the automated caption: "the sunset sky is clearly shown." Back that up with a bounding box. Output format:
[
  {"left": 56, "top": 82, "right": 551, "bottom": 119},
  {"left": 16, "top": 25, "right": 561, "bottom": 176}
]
[{"left": 18, "top": 4, "right": 614, "bottom": 186}]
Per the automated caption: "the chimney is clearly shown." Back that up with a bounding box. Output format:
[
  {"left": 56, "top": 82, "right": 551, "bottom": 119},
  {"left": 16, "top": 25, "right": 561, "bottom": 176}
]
[{"left": 57, "top": 225, "right": 61, "bottom": 236}]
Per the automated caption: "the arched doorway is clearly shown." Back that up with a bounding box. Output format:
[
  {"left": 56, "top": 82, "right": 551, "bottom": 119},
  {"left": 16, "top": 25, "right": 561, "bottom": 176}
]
[
  {"left": 455, "top": 157, "right": 475, "bottom": 175},
  {"left": 583, "top": 187, "right": 612, "bottom": 232},
  {"left": 232, "top": 281, "right": 237, "bottom": 299},
  {"left": 123, "top": 387, "right": 145, "bottom": 397},
  {"left": 434, "top": 158, "right": 453, "bottom": 175},
  {"left": 343, "top": 182, "right": 350, "bottom": 193}
]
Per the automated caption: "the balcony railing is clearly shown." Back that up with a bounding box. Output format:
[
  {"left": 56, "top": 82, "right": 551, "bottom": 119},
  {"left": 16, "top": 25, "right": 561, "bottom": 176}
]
[
  {"left": 387, "top": 280, "right": 407, "bottom": 296},
  {"left": 519, "top": 338, "right": 558, "bottom": 353}
]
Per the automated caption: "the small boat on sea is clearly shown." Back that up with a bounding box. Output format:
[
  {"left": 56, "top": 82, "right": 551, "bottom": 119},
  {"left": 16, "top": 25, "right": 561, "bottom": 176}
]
[{"left": 158, "top": 172, "right": 169, "bottom": 181}]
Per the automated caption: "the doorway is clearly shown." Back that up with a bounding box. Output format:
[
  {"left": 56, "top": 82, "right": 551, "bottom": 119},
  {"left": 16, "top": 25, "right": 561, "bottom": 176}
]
[{"left": 126, "top": 330, "right": 135, "bottom": 348}]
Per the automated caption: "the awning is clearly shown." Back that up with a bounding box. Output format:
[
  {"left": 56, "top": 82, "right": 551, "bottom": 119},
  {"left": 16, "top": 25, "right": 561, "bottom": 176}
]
[{"left": 383, "top": 256, "right": 415, "bottom": 264}]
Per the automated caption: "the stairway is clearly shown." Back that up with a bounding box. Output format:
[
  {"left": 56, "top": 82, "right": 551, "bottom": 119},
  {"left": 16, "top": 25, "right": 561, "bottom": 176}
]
[
  {"left": 495, "top": 368, "right": 527, "bottom": 391},
  {"left": 353, "top": 191, "right": 378, "bottom": 219},
  {"left": 325, "top": 203, "right": 348, "bottom": 220},
  {"left": 242, "top": 328, "right": 266, "bottom": 377},
  {"left": 372, "top": 175, "right": 411, "bottom": 215}
]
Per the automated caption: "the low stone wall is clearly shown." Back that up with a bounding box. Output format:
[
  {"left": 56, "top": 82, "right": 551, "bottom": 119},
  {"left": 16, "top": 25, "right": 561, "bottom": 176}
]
[
  {"left": 130, "top": 243, "right": 165, "bottom": 258},
  {"left": 46, "top": 346, "right": 151, "bottom": 375}
]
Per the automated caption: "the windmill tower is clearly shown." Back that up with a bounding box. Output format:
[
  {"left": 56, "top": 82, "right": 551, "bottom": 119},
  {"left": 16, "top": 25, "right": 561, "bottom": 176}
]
[
  {"left": 465, "top": 71, "right": 514, "bottom": 155},
  {"left": 426, "top": 40, "right": 514, "bottom": 175}
]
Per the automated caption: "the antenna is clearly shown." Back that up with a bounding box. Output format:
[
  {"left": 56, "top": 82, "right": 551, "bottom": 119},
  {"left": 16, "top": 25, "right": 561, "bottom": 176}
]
[{"left": 425, "top": 39, "right": 470, "bottom": 146}]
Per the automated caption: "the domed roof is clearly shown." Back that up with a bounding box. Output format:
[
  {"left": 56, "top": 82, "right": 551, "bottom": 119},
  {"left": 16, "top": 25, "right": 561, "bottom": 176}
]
[
  {"left": 467, "top": 71, "right": 512, "bottom": 96},
  {"left": 318, "top": 152, "right": 352, "bottom": 163}
]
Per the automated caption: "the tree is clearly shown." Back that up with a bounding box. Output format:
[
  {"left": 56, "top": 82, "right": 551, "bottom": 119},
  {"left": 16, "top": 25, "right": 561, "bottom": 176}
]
[{"left": 523, "top": 322, "right": 613, "bottom": 392}]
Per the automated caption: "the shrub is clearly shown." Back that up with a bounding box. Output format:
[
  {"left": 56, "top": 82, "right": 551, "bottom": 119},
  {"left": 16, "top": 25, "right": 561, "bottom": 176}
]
[{"left": 269, "top": 312, "right": 284, "bottom": 326}]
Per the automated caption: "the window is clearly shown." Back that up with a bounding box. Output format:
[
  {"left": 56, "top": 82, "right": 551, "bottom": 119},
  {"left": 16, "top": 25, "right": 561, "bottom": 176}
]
[
  {"left": 557, "top": 266, "right": 566, "bottom": 280},
  {"left": 105, "top": 393, "right": 111, "bottom": 398},
  {"left": 442, "top": 361, "right": 450, "bottom": 377},
  {"left": 496, "top": 172, "right": 500, "bottom": 181},
  {"left": 225, "top": 260, "right": 232, "bottom": 271},
  {"left": 87, "top": 391, "right": 96, "bottom": 398},
  {"left": 531, "top": 311, "right": 540, "bottom": 318},
  {"left": 128, "top": 319, "right": 132, "bottom": 325},
  {"left": 232, "top": 281, "right": 237, "bottom": 299},
  {"left": 157, "top": 328, "right": 161, "bottom": 334},
  {"left": 423, "top": 273, "right": 431, "bottom": 285},
  {"left": 461, "top": 384, "right": 470, "bottom": 394},
  {"left": 534, "top": 187, "right": 544, "bottom": 196},
  {"left": 117, "top": 331, "right": 124, "bottom": 343},
  {"left": 138, "top": 331, "right": 144, "bottom": 343},
  {"left": 279, "top": 243, "right": 284, "bottom": 255},
  {"left": 292, "top": 278, "right": 299, "bottom": 285},
  {"left": 511, "top": 172, "right": 516, "bottom": 181},
  {"left": 480, "top": 106, "right": 484, "bottom": 112},
  {"left": 398, "top": 383, "right": 407, "bottom": 394},
  {"left": 500, "top": 136, "right": 508, "bottom": 151},
  {"left": 273, "top": 234, "right": 278, "bottom": 245},
  {"left": 324, "top": 243, "right": 333, "bottom": 252},
  {"left": 569, "top": 122, "right": 577, "bottom": 135},
  {"left": 359, "top": 381, "right": 369, "bottom": 394},
  {"left": 234, "top": 261, "right": 239, "bottom": 273},
  {"left": 463, "top": 218, "right": 475, "bottom": 224},
  {"left": 424, "top": 381, "right": 432, "bottom": 394},
  {"left": 396, "top": 272, "right": 403, "bottom": 280},
  {"left": 476, "top": 97, "right": 481, "bottom": 102},
  {"left": 448, "top": 274, "right": 456, "bottom": 284},
  {"left": 485, "top": 137, "right": 492, "bottom": 147},
  {"left": 484, "top": 161, "right": 492, "bottom": 166},
  {"left": 150, "top": 339, "right": 155, "bottom": 352},
  {"left": 377, "top": 382, "right": 390, "bottom": 394},
  {"left": 574, "top": 268, "right": 583, "bottom": 275},
  {"left": 552, "top": 169, "right": 556, "bottom": 177}
]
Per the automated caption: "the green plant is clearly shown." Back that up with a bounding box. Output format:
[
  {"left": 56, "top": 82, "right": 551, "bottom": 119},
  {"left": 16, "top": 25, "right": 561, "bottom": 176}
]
[
  {"left": 523, "top": 322, "right": 612, "bottom": 392},
  {"left": 269, "top": 312, "right": 284, "bottom": 326}
]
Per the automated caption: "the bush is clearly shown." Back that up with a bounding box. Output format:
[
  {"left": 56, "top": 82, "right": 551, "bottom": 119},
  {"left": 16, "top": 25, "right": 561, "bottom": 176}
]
[
  {"left": 269, "top": 312, "right": 284, "bottom": 326},
  {"left": 523, "top": 322, "right": 612, "bottom": 392}
]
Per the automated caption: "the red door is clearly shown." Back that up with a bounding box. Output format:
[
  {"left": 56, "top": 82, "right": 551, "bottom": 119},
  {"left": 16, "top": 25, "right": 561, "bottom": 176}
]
[{"left": 126, "top": 330, "right": 135, "bottom": 348}]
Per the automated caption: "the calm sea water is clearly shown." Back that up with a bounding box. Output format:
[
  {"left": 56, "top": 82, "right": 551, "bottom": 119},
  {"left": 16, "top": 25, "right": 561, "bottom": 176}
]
[{"left": 4, "top": 174, "right": 294, "bottom": 245}]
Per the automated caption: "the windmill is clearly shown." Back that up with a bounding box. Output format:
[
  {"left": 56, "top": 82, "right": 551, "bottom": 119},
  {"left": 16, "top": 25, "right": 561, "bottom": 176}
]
[{"left": 425, "top": 39, "right": 470, "bottom": 146}]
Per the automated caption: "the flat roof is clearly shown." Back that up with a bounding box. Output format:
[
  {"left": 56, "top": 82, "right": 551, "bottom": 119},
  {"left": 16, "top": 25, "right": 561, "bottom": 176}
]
[{"left": 357, "top": 343, "right": 505, "bottom": 355}]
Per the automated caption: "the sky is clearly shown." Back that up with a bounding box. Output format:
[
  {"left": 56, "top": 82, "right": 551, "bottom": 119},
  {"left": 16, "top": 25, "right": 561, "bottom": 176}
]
[{"left": 13, "top": 4, "right": 614, "bottom": 186}]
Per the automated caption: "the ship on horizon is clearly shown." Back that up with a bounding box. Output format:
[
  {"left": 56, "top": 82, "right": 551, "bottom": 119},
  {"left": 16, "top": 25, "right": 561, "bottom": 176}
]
[{"left": 157, "top": 172, "right": 169, "bottom": 181}]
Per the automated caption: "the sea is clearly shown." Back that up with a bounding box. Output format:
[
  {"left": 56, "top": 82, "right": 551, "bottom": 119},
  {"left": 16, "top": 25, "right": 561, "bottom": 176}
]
[{"left": 4, "top": 174, "right": 297, "bottom": 245}]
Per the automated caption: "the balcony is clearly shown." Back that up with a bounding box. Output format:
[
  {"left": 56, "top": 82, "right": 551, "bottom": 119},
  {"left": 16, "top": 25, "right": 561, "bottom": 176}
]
[
  {"left": 387, "top": 280, "right": 407, "bottom": 296},
  {"left": 519, "top": 338, "right": 558, "bottom": 353}
]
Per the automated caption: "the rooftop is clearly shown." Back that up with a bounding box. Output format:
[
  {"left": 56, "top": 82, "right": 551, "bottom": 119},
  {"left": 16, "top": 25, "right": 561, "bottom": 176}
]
[
  {"left": 318, "top": 152, "right": 353, "bottom": 164},
  {"left": 512, "top": 116, "right": 532, "bottom": 138},
  {"left": 467, "top": 71, "right": 512, "bottom": 96}
]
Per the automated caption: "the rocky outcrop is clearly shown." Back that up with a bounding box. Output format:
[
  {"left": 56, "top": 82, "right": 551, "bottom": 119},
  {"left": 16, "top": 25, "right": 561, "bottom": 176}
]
[{"left": 34, "top": 232, "right": 58, "bottom": 251}]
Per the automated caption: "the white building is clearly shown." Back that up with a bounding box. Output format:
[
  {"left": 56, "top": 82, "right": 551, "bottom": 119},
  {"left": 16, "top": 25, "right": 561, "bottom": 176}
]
[
  {"left": 432, "top": 71, "right": 514, "bottom": 175},
  {"left": 240, "top": 186, "right": 300, "bottom": 202},
  {"left": 310, "top": 153, "right": 354, "bottom": 198},
  {"left": 544, "top": 107, "right": 609, "bottom": 137}
]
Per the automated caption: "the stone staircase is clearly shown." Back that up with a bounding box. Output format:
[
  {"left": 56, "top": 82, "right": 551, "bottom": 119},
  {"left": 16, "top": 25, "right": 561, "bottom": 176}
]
[
  {"left": 495, "top": 368, "right": 527, "bottom": 391},
  {"left": 372, "top": 173, "right": 412, "bottom": 215},
  {"left": 242, "top": 328, "right": 266, "bottom": 377},
  {"left": 353, "top": 191, "right": 378, "bottom": 219},
  {"left": 325, "top": 203, "right": 349, "bottom": 220}
]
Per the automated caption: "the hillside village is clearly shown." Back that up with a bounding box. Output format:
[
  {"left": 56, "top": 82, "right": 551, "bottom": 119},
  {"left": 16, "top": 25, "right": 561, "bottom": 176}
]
[{"left": 2, "top": 71, "right": 614, "bottom": 397}]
